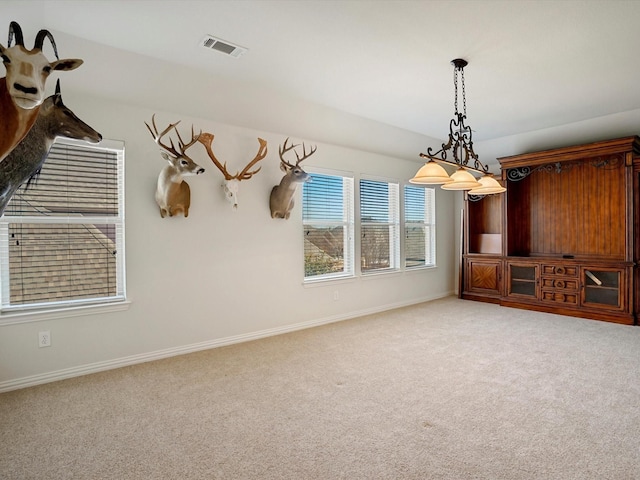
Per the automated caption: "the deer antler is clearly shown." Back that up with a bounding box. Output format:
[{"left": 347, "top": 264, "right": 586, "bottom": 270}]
[
  {"left": 145, "top": 114, "right": 200, "bottom": 159},
  {"left": 197, "top": 132, "right": 232, "bottom": 180},
  {"left": 279, "top": 137, "right": 317, "bottom": 168},
  {"left": 198, "top": 133, "right": 267, "bottom": 181},
  {"left": 236, "top": 138, "right": 267, "bottom": 180}
]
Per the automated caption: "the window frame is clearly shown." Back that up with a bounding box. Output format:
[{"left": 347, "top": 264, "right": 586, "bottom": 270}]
[
  {"left": 403, "top": 183, "right": 436, "bottom": 269},
  {"left": 359, "top": 176, "right": 401, "bottom": 275},
  {"left": 302, "top": 168, "right": 355, "bottom": 283},
  {"left": 0, "top": 137, "right": 127, "bottom": 324}
]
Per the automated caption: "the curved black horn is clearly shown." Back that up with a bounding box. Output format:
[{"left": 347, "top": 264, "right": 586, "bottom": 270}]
[
  {"left": 34, "top": 29, "right": 59, "bottom": 59},
  {"left": 55, "top": 78, "right": 61, "bottom": 96},
  {"left": 8, "top": 21, "right": 24, "bottom": 47}
]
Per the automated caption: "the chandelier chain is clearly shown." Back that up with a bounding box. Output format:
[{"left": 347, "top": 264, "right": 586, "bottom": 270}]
[
  {"left": 453, "top": 65, "right": 467, "bottom": 116},
  {"left": 454, "top": 66, "right": 458, "bottom": 114},
  {"left": 461, "top": 67, "right": 466, "bottom": 116}
]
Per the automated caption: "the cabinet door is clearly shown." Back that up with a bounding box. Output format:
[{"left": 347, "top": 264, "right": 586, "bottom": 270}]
[
  {"left": 466, "top": 259, "right": 501, "bottom": 296},
  {"left": 581, "top": 267, "right": 624, "bottom": 311},
  {"left": 507, "top": 263, "right": 539, "bottom": 298}
]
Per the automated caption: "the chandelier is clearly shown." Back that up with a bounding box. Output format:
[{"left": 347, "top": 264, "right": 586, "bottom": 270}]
[{"left": 410, "top": 59, "right": 505, "bottom": 194}]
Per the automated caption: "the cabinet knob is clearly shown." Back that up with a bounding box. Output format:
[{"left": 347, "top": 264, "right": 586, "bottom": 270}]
[
  {"left": 556, "top": 267, "right": 565, "bottom": 275},
  {"left": 555, "top": 280, "right": 565, "bottom": 288}
]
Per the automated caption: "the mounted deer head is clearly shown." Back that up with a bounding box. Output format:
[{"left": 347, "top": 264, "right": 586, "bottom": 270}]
[
  {"left": 198, "top": 132, "right": 267, "bottom": 209},
  {"left": 0, "top": 80, "right": 102, "bottom": 216},
  {"left": 0, "top": 21, "right": 83, "bottom": 162},
  {"left": 269, "top": 137, "right": 315, "bottom": 219},
  {"left": 145, "top": 114, "right": 204, "bottom": 218}
]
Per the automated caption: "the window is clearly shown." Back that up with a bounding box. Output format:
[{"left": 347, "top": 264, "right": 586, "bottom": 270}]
[
  {"left": 360, "top": 179, "right": 400, "bottom": 273},
  {"left": 404, "top": 185, "right": 436, "bottom": 268},
  {"left": 0, "top": 138, "right": 126, "bottom": 314},
  {"left": 302, "top": 172, "right": 354, "bottom": 280}
]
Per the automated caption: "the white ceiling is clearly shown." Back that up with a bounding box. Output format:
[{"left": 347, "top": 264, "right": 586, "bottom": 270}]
[{"left": 4, "top": 0, "right": 640, "bottom": 162}]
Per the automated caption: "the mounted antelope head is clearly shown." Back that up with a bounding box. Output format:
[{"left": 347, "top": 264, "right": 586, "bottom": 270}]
[
  {"left": 0, "top": 21, "right": 83, "bottom": 162},
  {"left": 0, "top": 80, "right": 102, "bottom": 216},
  {"left": 145, "top": 114, "right": 205, "bottom": 218},
  {"left": 198, "top": 132, "right": 267, "bottom": 209},
  {"left": 269, "top": 137, "right": 315, "bottom": 219}
]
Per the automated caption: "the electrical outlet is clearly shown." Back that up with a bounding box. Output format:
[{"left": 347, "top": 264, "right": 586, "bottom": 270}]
[{"left": 38, "top": 331, "right": 51, "bottom": 348}]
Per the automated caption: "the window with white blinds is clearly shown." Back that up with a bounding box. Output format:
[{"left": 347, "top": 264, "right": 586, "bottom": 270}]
[
  {"left": 404, "top": 185, "right": 436, "bottom": 268},
  {"left": 0, "top": 138, "right": 126, "bottom": 313},
  {"left": 302, "top": 172, "right": 355, "bottom": 280},
  {"left": 360, "top": 179, "right": 400, "bottom": 273}
]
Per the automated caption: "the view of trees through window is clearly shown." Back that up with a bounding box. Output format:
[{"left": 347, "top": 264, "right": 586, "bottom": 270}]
[
  {"left": 303, "top": 173, "right": 354, "bottom": 279},
  {"left": 303, "top": 172, "right": 435, "bottom": 280},
  {"left": 360, "top": 179, "right": 399, "bottom": 272}
]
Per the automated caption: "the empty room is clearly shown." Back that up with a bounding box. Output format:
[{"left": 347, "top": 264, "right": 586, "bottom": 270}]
[{"left": 1, "top": 1, "right": 640, "bottom": 478}]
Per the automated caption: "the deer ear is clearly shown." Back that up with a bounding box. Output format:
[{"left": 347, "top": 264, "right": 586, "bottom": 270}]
[
  {"left": 160, "top": 152, "right": 173, "bottom": 164},
  {"left": 280, "top": 162, "right": 288, "bottom": 173}
]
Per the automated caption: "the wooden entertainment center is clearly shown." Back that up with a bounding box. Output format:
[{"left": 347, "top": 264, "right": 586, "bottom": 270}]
[{"left": 461, "top": 136, "right": 640, "bottom": 325}]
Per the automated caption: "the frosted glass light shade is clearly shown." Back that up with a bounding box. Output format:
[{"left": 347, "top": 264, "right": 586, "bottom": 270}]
[
  {"left": 441, "top": 168, "right": 481, "bottom": 190},
  {"left": 409, "top": 160, "right": 453, "bottom": 184},
  {"left": 468, "top": 175, "right": 506, "bottom": 194}
]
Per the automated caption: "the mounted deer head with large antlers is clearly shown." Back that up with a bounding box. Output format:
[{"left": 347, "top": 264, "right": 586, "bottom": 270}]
[
  {"left": 0, "top": 21, "right": 83, "bottom": 162},
  {"left": 0, "top": 80, "right": 102, "bottom": 217},
  {"left": 198, "top": 132, "right": 267, "bottom": 209},
  {"left": 269, "top": 137, "right": 315, "bottom": 219},
  {"left": 145, "top": 114, "right": 205, "bottom": 218}
]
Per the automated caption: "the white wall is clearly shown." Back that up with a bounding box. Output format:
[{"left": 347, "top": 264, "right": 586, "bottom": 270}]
[
  {"left": 0, "top": 88, "right": 457, "bottom": 391},
  {"left": 0, "top": 2, "right": 471, "bottom": 390}
]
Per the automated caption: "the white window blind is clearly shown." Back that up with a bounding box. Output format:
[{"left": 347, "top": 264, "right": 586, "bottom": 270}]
[
  {"left": 404, "top": 185, "right": 436, "bottom": 268},
  {"left": 302, "top": 172, "right": 355, "bottom": 280},
  {"left": 0, "top": 138, "right": 126, "bottom": 313},
  {"left": 360, "top": 179, "right": 400, "bottom": 273}
]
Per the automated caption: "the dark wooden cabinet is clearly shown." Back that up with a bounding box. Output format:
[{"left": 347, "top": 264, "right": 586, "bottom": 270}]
[
  {"left": 465, "top": 257, "right": 502, "bottom": 302},
  {"left": 461, "top": 136, "right": 640, "bottom": 325}
]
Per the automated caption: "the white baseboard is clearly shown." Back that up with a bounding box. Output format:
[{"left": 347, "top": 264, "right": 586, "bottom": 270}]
[{"left": 0, "top": 292, "right": 453, "bottom": 393}]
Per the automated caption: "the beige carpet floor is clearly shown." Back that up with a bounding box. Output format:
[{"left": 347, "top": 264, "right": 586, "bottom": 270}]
[{"left": 2, "top": 296, "right": 640, "bottom": 479}]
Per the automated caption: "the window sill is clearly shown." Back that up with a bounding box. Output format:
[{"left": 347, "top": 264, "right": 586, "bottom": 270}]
[
  {"left": 361, "top": 269, "right": 402, "bottom": 280},
  {"left": 303, "top": 275, "right": 357, "bottom": 288},
  {"left": 360, "top": 265, "right": 438, "bottom": 279},
  {"left": 0, "top": 300, "right": 132, "bottom": 326},
  {"left": 404, "top": 264, "right": 438, "bottom": 274}
]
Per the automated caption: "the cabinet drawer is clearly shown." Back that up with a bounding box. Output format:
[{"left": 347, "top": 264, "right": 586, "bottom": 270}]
[
  {"left": 540, "top": 278, "right": 579, "bottom": 290},
  {"left": 541, "top": 291, "right": 578, "bottom": 305},
  {"left": 541, "top": 265, "right": 578, "bottom": 277}
]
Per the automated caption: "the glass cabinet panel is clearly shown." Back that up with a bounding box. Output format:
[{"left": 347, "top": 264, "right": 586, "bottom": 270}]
[
  {"left": 583, "top": 269, "right": 620, "bottom": 307},
  {"left": 508, "top": 264, "right": 537, "bottom": 297}
]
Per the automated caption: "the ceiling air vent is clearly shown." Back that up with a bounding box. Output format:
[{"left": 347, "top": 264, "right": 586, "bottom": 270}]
[{"left": 201, "top": 35, "right": 247, "bottom": 58}]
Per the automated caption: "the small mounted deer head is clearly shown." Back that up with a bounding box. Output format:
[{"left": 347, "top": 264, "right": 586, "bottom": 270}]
[
  {"left": 269, "top": 137, "right": 315, "bottom": 219},
  {"left": 145, "top": 114, "right": 204, "bottom": 218},
  {"left": 198, "top": 132, "right": 267, "bottom": 209}
]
